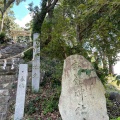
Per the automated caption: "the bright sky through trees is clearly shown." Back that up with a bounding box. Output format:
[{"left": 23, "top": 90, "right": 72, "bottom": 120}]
[{"left": 12, "top": 0, "right": 40, "bottom": 28}]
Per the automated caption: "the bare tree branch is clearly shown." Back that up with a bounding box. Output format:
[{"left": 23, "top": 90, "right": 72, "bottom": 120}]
[
  {"left": 4, "top": 0, "right": 15, "bottom": 12},
  {"left": 47, "top": 0, "right": 58, "bottom": 12},
  {"left": 32, "top": 0, "right": 58, "bottom": 33}
]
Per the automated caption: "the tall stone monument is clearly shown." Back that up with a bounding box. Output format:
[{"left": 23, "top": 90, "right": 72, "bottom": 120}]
[
  {"left": 59, "top": 55, "right": 109, "bottom": 120},
  {"left": 32, "top": 33, "right": 40, "bottom": 91}
]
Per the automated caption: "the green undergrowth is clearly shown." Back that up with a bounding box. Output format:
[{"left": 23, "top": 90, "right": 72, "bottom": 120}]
[
  {"left": 111, "top": 117, "right": 120, "bottom": 120},
  {"left": 106, "top": 84, "right": 120, "bottom": 119},
  {"left": 42, "top": 87, "right": 60, "bottom": 115},
  {"left": 105, "top": 84, "right": 120, "bottom": 94},
  {"left": 25, "top": 84, "right": 61, "bottom": 116}
]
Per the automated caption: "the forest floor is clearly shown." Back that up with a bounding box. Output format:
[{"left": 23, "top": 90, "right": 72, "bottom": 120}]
[
  {"left": 7, "top": 79, "right": 120, "bottom": 120},
  {"left": 7, "top": 80, "right": 62, "bottom": 120}
]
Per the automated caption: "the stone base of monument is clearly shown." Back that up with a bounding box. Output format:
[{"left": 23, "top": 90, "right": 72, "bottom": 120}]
[{"left": 59, "top": 55, "right": 109, "bottom": 120}]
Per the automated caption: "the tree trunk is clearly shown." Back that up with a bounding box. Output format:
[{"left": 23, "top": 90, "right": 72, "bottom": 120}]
[
  {"left": 0, "top": 13, "right": 4, "bottom": 32},
  {"left": 102, "top": 53, "right": 108, "bottom": 70},
  {"left": 109, "top": 63, "right": 114, "bottom": 74},
  {"left": 76, "top": 24, "right": 81, "bottom": 42},
  {"left": 108, "top": 56, "right": 114, "bottom": 74},
  {"left": 45, "top": 0, "right": 53, "bottom": 45}
]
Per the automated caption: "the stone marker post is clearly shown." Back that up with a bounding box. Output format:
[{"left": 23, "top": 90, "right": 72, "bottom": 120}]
[
  {"left": 14, "top": 64, "right": 28, "bottom": 120},
  {"left": 59, "top": 55, "right": 109, "bottom": 120},
  {"left": 32, "top": 33, "right": 40, "bottom": 91}
]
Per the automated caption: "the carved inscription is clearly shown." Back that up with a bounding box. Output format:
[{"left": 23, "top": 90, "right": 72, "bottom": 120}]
[
  {"left": 32, "top": 33, "right": 40, "bottom": 91},
  {"left": 73, "top": 74, "right": 80, "bottom": 85},
  {"left": 75, "top": 90, "right": 81, "bottom": 97},
  {"left": 83, "top": 77, "right": 96, "bottom": 90},
  {"left": 19, "top": 83, "right": 24, "bottom": 88},
  {"left": 32, "top": 73, "right": 37, "bottom": 78},
  {"left": 20, "top": 76, "right": 25, "bottom": 82},
  {"left": 72, "top": 60, "right": 96, "bottom": 118},
  {"left": 33, "top": 65, "right": 39, "bottom": 69},
  {"left": 18, "top": 76, "right": 25, "bottom": 88},
  {"left": 72, "top": 60, "right": 81, "bottom": 70},
  {"left": 75, "top": 104, "right": 81, "bottom": 115},
  {"left": 75, "top": 103, "right": 87, "bottom": 116},
  {"left": 14, "top": 64, "right": 28, "bottom": 120}
]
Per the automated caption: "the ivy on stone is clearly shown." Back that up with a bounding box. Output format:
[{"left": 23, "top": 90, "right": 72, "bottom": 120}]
[{"left": 78, "top": 68, "right": 94, "bottom": 76}]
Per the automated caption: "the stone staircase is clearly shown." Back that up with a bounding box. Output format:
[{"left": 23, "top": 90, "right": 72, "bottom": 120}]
[
  {"left": 0, "top": 59, "right": 19, "bottom": 120},
  {"left": 0, "top": 43, "right": 43, "bottom": 119},
  {"left": 0, "top": 44, "right": 25, "bottom": 120}
]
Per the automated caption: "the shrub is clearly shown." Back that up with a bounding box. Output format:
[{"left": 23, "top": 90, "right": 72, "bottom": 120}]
[
  {"left": 42, "top": 86, "right": 61, "bottom": 115},
  {"left": 40, "top": 56, "right": 63, "bottom": 87},
  {"left": 25, "top": 96, "right": 41, "bottom": 115},
  {"left": 111, "top": 117, "right": 120, "bottom": 120},
  {"left": 23, "top": 49, "right": 33, "bottom": 62},
  {"left": 0, "top": 32, "right": 6, "bottom": 44}
]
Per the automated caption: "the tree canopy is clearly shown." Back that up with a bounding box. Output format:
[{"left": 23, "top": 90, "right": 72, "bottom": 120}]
[
  {"left": 30, "top": 0, "right": 120, "bottom": 75},
  {"left": 0, "top": 0, "right": 25, "bottom": 32}
]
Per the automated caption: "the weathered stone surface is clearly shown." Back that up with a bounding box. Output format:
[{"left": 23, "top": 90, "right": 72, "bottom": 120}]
[
  {"left": 0, "top": 96, "right": 9, "bottom": 104},
  {"left": 59, "top": 55, "right": 109, "bottom": 120},
  {"left": 32, "top": 33, "right": 40, "bottom": 91},
  {"left": 28, "top": 71, "right": 45, "bottom": 85},
  {"left": 0, "top": 105, "right": 8, "bottom": 112},
  {"left": 14, "top": 64, "right": 28, "bottom": 120},
  {"left": 0, "top": 43, "right": 26, "bottom": 120},
  {"left": 0, "top": 43, "right": 25, "bottom": 58},
  {"left": 0, "top": 75, "right": 15, "bottom": 81},
  {"left": 0, "top": 90, "right": 9, "bottom": 120},
  {"left": 0, "top": 113, "right": 6, "bottom": 120},
  {"left": 0, "top": 75, "right": 15, "bottom": 89},
  {"left": 0, "top": 89, "right": 9, "bottom": 96}
]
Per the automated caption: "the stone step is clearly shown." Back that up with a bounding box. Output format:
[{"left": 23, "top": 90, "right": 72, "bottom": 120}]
[
  {"left": 0, "top": 75, "right": 16, "bottom": 89},
  {"left": 0, "top": 89, "right": 9, "bottom": 96},
  {"left": 0, "top": 69, "right": 16, "bottom": 75},
  {"left": 0, "top": 82, "right": 13, "bottom": 89},
  {"left": 0, "top": 96, "right": 9, "bottom": 105},
  {"left": 0, "top": 89, "right": 9, "bottom": 120},
  {"left": 0, "top": 80, "right": 15, "bottom": 86},
  {"left": 0, "top": 72, "right": 16, "bottom": 76},
  {"left": 0, "top": 75, "right": 16, "bottom": 81},
  {"left": 0, "top": 113, "right": 6, "bottom": 120}
]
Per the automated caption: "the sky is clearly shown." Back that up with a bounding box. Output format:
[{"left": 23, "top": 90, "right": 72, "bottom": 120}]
[
  {"left": 12, "top": 0, "right": 40, "bottom": 28},
  {"left": 113, "top": 53, "right": 120, "bottom": 75}
]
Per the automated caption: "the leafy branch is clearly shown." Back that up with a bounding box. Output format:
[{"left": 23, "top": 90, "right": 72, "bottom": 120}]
[{"left": 78, "top": 68, "right": 94, "bottom": 76}]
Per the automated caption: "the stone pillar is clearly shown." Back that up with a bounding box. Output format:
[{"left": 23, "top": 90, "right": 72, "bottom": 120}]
[
  {"left": 32, "top": 33, "right": 40, "bottom": 92},
  {"left": 14, "top": 64, "right": 28, "bottom": 120}
]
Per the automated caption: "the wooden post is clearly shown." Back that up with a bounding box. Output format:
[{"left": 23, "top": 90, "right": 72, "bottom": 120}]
[{"left": 32, "top": 33, "right": 40, "bottom": 92}]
